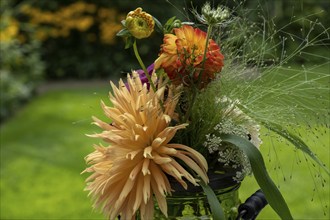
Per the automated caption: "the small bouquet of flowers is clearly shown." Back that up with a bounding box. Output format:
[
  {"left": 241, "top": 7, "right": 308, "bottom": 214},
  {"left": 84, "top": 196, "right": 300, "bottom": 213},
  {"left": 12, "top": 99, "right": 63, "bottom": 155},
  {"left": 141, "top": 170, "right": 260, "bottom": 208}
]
[{"left": 82, "top": 3, "right": 329, "bottom": 220}]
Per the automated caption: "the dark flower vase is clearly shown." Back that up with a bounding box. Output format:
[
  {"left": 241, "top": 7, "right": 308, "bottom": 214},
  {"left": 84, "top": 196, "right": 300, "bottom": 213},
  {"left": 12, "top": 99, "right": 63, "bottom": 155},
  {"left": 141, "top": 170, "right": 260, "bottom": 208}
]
[{"left": 155, "top": 170, "right": 241, "bottom": 220}]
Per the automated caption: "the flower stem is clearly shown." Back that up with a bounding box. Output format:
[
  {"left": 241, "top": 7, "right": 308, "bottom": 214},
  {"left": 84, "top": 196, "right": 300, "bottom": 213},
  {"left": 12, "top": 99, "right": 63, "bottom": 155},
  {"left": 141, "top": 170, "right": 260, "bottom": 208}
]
[
  {"left": 133, "top": 40, "right": 157, "bottom": 92},
  {"left": 201, "top": 25, "right": 213, "bottom": 76},
  {"left": 133, "top": 39, "right": 165, "bottom": 111},
  {"left": 183, "top": 25, "right": 213, "bottom": 122}
]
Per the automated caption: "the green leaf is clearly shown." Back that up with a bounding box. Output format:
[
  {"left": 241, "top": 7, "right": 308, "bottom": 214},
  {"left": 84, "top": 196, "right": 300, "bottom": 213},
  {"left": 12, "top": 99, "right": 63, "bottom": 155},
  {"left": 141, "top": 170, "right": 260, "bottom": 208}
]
[
  {"left": 200, "top": 180, "right": 225, "bottom": 220},
  {"left": 264, "top": 121, "right": 330, "bottom": 176},
  {"left": 153, "top": 16, "right": 163, "bottom": 33},
  {"left": 220, "top": 134, "right": 293, "bottom": 220},
  {"left": 164, "top": 16, "right": 177, "bottom": 27},
  {"left": 124, "top": 36, "right": 134, "bottom": 49},
  {"left": 121, "top": 20, "right": 126, "bottom": 26},
  {"left": 116, "top": 28, "right": 131, "bottom": 37},
  {"left": 163, "top": 16, "right": 178, "bottom": 33}
]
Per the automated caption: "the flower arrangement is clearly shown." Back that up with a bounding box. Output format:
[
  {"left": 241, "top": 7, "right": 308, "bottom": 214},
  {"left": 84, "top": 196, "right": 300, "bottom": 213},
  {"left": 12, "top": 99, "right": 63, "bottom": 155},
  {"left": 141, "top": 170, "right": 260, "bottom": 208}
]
[{"left": 82, "top": 2, "right": 329, "bottom": 220}]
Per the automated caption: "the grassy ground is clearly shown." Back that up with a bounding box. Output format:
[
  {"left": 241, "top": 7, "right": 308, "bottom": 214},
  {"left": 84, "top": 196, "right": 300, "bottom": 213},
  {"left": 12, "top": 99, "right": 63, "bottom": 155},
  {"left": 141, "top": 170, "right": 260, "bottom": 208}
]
[
  {"left": 1, "top": 66, "right": 329, "bottom": 219},
  {"left": 0, "top": 87, "right": 109, "bottom": 219}
]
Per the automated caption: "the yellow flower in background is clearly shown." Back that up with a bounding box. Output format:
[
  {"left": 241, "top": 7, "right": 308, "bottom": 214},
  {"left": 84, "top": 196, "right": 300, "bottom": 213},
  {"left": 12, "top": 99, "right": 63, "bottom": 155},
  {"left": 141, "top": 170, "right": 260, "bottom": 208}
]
[
  {"left": 20, "top": 2, "right": 122, "bottom": 44},
  {"left": 100, "top": 22, "right": 123, "bottom": 44},
  {"left": 125, "top": 7, "right": 155, "bottom": 39},
  {"left": 0, "top": 17, "right": 19, "bottom": 42},
  {"left": 83, "top": 72, "right": 208, "bottom": 220},
  {"left": 75, "top": 16, "right": 94, "bottom": 31}
]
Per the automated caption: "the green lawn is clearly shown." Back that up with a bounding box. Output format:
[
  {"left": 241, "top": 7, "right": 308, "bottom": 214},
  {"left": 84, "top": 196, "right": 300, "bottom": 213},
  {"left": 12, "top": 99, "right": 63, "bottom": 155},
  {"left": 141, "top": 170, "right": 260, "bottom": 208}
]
[
  {"left": 1, "top": 70, "right": 329, "bottom": 219},
  {"left": 0, "top": 87, "right": 109, "bottom": 219}
]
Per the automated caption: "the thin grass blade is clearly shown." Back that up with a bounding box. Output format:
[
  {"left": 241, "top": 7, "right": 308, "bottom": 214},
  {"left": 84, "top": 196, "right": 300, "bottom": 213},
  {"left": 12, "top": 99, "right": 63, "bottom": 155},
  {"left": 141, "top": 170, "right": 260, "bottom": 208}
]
[{"left": 264, "top": 121, "right": 330, "bottom": 175}]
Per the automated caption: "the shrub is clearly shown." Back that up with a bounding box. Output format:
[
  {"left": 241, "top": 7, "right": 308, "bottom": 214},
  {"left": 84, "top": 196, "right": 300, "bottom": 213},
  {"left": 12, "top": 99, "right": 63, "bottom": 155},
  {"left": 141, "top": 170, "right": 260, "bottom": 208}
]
[
  {"left": 18, "top": 2, "right": 129, "bottom": 79},
  {"left": 14, "top": 1, "right": 185, "bottom": 79},
  {"left": 0, "top": 39, "right": 45, "bottom": 122},
  {"left": 0, "top": 8, "right": 45, "bottom": 122}
]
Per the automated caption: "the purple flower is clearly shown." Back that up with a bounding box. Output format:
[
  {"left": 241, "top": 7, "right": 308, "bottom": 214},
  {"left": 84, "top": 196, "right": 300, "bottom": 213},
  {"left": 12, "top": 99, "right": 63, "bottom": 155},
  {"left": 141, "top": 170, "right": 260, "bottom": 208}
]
[
  {"left": 136, "top": 63, "right": 154, "bottom": 87},
  {"left": 126, "top": 63, "right": 154, "bottom": 90}
]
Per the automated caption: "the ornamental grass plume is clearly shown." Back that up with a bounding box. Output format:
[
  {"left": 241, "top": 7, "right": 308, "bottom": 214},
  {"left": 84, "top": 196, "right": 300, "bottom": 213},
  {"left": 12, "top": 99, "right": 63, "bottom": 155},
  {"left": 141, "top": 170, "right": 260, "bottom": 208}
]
[
  {"left": 83, "top": 71, "right": 208, "bottom": 220},
  {"left": 154, "top": 25, "right": 224, "bottom": 88}
]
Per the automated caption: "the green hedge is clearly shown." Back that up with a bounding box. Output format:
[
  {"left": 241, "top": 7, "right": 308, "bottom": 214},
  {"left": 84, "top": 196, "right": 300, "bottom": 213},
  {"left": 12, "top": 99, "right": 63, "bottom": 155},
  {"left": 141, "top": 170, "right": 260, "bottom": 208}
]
[
  {"left": 5, "top": 0, "right": 329, "bottom": 81},
  {"left": 0, "top": 40, "right": 45, "bottom": 122}
]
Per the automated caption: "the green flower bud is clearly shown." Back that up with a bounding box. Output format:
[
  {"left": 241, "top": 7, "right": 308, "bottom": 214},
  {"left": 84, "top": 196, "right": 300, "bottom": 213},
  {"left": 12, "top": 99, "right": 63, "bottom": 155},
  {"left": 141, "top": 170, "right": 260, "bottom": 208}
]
[{"left": 125, "top": 7, "right": 155, "bottom": 39}]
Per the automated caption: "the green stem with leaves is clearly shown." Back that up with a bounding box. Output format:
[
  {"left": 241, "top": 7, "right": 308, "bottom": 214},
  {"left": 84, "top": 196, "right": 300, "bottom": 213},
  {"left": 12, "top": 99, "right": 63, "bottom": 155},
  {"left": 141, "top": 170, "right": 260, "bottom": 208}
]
[{"left": 183, "top": 25, "right": 213, "bottom": 122}]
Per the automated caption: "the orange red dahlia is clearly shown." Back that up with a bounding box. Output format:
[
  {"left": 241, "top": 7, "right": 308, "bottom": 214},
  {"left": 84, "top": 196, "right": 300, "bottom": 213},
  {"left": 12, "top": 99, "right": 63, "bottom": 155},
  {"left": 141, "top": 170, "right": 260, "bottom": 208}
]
[{"left": 154, "top": 25, "right": 224, "bottom": 88}]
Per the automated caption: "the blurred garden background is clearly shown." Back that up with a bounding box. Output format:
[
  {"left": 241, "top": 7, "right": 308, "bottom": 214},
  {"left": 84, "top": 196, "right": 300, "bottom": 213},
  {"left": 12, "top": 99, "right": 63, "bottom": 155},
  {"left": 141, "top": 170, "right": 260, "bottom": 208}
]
[{"left": 0, "top": 0, "right": 329, "bottom": 219}]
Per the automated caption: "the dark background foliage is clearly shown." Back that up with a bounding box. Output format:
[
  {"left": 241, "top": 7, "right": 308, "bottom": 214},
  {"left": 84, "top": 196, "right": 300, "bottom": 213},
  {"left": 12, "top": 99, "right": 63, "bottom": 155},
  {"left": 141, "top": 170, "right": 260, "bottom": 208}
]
[{"left": 4, "top": 0, "right": 329, "bottom": 79}]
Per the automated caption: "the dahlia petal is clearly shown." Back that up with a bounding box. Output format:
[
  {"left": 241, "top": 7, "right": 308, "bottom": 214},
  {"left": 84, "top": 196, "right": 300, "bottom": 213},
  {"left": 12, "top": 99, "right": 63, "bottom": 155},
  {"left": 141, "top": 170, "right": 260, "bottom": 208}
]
[
  {"left": 152, "top": 152, "right": 172, "bottom": 164},
  {"left": 174, "top": 153, "right": 209, "bottom": 184},
  {"left": 151, "top": 137, "right": 166, "bottom": 148},
  {"left": 156, "top": 124, "right": 187, "bottom": 144},
  {"left": 91, "top": 116, "right": 113, "bottom": 130},
  {"left": 143, "top": 146, "right": 153, "bottom": 158},
  {"left": 100, "top": 100, "right": 113, "bottom": 119},
  {"left": 155, "top": 86, "right": 166, "bottom": 99},
  {"left": 118, "top": 177, "right": 135, "bottom": 202},
  {"left": 157, "top": 146, "right": 177, "bottom": 155},
  {"left": 142, "top": 158, "right": 151, "bottom": 175},
  {"left": 167, "top": 143, "right": 208, "bottom": 171},
  {"left": 101, "top": 179, "right": 126, "bottom": 216},
  {"left": 169, "top": 159, "right": 197, "bottom": 185},
  {"left": 160, "top": 163, "right": 184, "bottom": 181},
  {"left": 162, "top": 35, "right": 178, "bottom": 53},
  {"left": 126, "top": 149, "right": 142, "bottom": 160},
  {"left": 149, "top": 162, "right": 170, "bottom": 196},
  {"left": 174, "top": 26, "right": 185, "bottom": 39},
  {"left": 163, "top": 114, "right": 171, "bottom": 124},
  {"left": 151, "top": 175, "right": 168, "bottom": 217},
  {"left": 182, "top": 25, "right": 195, "bottom": 43},
  {"left": 129, "top": 160, "right": 143, "bottom": 180},
  {"left": 122, "top": 186, "right": 137, "bottom": 219},
  {"left": 133, "top": 173, "right": 144, "bottom": 212},
  {"left": 140, "top": 196, "right": 154, "bottom": 220},
  {"left": 142, "top": 174, "right": 151, "bottom": 204}
]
